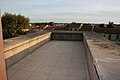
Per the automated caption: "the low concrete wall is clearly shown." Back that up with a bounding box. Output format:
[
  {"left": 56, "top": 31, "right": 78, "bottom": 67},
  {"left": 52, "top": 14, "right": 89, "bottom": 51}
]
[
  {"left": 51, "top": 31, "right": 83, "bottom": 41},
  {"left": 4, "top": 32, "right": 51, "bottom": 68},
  {"left": 83, "top": 36, "right": 99, "bottom": 80},
  {"left": 83, "top": 31, "right": 120, "bottom": 80}
]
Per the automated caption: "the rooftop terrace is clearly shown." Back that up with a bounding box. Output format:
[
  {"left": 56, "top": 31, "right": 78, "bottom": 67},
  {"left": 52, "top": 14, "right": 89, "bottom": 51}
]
[
  {"left": 3, "top": 31, "right": 120, "bottom": 80},
  {"left": 7, "top": 41, "right": 89, "bottom": 80}
]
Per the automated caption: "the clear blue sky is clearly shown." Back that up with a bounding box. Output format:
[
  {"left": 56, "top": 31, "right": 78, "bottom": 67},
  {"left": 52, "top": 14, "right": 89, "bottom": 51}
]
[{"left": 1, "top": 0, "right": 120, "bottom": 23}]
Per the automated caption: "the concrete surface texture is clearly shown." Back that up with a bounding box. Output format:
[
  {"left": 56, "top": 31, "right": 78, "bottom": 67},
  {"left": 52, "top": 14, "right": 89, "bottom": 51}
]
[
  {"left": 51, "top": 31, "right": 83, "bottom": 41},
  {"left": 4, "top": 32, "right": 51, "bottom": 52},
  {"left": 4, "top": 32, "right": 51, "bottom": 67},
  {"left": 84, "top": 32, "right": 120, "bottom": 80},
  {"left": 7, "top": 41, "right": 90, "bottom": 80}
]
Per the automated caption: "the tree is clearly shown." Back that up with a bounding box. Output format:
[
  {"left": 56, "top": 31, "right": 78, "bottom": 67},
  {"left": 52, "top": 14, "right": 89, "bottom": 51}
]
[
  {"left": 2, "top": 12, "right": 29, "bottom": 37},
  {"left": 99, "top": 24, "right": 105, "bottom": 28},
  {"left": 107, "top": 21, "right": 114, "bottom": 28},
  {"left": 48, "top": 22, "right": 54, "bottom": 26}
]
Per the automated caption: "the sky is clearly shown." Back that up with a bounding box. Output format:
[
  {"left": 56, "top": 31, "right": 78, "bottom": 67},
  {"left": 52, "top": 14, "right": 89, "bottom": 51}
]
[{"left": 0, "top": 0, "right": 120, "bottom": 23}]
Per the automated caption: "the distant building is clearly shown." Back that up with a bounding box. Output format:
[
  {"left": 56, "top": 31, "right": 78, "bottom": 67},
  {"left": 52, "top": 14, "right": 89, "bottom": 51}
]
[
  {"left": 68, "top": 23, "right": 82, "bottom": 31},
  {"left": 22, "top": 26, "right": 30, "bottom": 32},
  {"left": 54, "top": 23, "right": 67, "bottom": 27},
  {"left": 93, "top": 25, "right": 120, "bottom": 41},
  {"left": 54, "top": 23, "right": 82, "bottom": 31},
  {"left": 80, "top": 23, "right": 93, "bottom": 31},
  {"left": 114, "top": 25, "right": 120, "bottom": 29},
  {"left": 28, "top": 26, "right": 45, "bottom": 32},
  {"left": 54, "top": 26, "right": 68, "bottom": 31},
  {"left": 43, "top": 26, "right": 55, "bottom": 31}
]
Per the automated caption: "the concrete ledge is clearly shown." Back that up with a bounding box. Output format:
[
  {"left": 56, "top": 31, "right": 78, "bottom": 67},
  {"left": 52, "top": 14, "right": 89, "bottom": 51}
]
[
  {"left": 4, "top": 32, "right": 51, "bottom": 67},
  {"left": 83, "top": 34, "right": 99, "bottom": 80},
  {"left": 51, "top": 31, "right": 83, "bottom": 41},
  {"left": 83, "top": 31, "right": 120, "bottom": 80}
]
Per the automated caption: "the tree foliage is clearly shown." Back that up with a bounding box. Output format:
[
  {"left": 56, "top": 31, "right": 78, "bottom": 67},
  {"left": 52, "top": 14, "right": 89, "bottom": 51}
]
[
  {"left": 31, "top": 22, "right": 48, "bottom": 26},
  {"left": 107, "top": 21, "right": 114, "bottom": 28},
  {"left": 31, "top": 22, "right": 55, "bottom": 26},
  {"left": 48, "top": 22, "right": 54, "bottom": 26},
  {"left": 2, "top": 12, "right": 29, "bottom": 37},
  {"left": 99, "top": 24, "right": 105, "bottom": 28}
]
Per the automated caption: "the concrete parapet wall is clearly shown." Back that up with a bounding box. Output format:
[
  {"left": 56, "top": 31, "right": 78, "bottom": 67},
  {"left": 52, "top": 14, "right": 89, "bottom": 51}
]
[
  {"left": 83, "top": 36, "right": 99, "bottom": 80},
  {"left": 4, "top": 32, "right": 51, "bottom": 67},
  {"left": 51, "top": 31, "right": 83, "bottom": 41},
  {"left": 83, "top": 31, "right": 120, "bottom": 80}
]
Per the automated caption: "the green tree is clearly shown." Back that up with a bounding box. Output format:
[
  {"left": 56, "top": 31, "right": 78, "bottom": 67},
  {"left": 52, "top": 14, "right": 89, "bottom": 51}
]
[
  {"left": 48, "top": 22, "right": 54, "bottom": 26},
  {"left": 107, "top": 21, "right": 114, "bottom": 28},
  {"left": 2, "top": 12, "right": 29, "bottom": 37},
  {"left": 99, "top": 24, "right": 105, "bottom": 28}
]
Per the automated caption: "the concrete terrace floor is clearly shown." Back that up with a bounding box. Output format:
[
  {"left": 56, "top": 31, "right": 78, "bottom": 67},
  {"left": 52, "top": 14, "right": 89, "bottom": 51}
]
[{"left": 7, "top": 41, "right": 90, "bottom": 80}]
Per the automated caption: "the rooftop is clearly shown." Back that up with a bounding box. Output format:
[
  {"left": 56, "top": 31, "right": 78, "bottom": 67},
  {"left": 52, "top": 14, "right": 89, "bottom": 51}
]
[
  {"left": 7, "top": 41, "right": 89, "bottom": 80},
  {"left": 3, "top": 31, "right": 120, "bottom": 80}
]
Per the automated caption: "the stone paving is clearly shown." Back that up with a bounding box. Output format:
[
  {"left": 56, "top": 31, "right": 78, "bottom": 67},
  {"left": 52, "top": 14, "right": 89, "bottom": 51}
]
[{"left": 7, "top": 41, "right": 89, "bottom": 80}]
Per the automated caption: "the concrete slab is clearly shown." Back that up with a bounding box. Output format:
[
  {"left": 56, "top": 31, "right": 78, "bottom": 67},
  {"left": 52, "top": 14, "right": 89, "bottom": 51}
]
[
  {"left": 84, "top": 32, "right": 120, "bottom": 80},
  {"left": 7, "top": 41, "right": 90, "bottom": 80}
]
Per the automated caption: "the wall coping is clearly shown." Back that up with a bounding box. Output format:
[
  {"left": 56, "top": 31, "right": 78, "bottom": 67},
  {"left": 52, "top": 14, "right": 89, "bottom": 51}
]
[
  {"left": 4, "top": 32, "right": 51, "bottom": 52},
  {"left": 83, "top": 31, "right": 120, "bottom": 80},
  {"left": 52, "top": 31, "right": 83, "bottom": 33}
]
